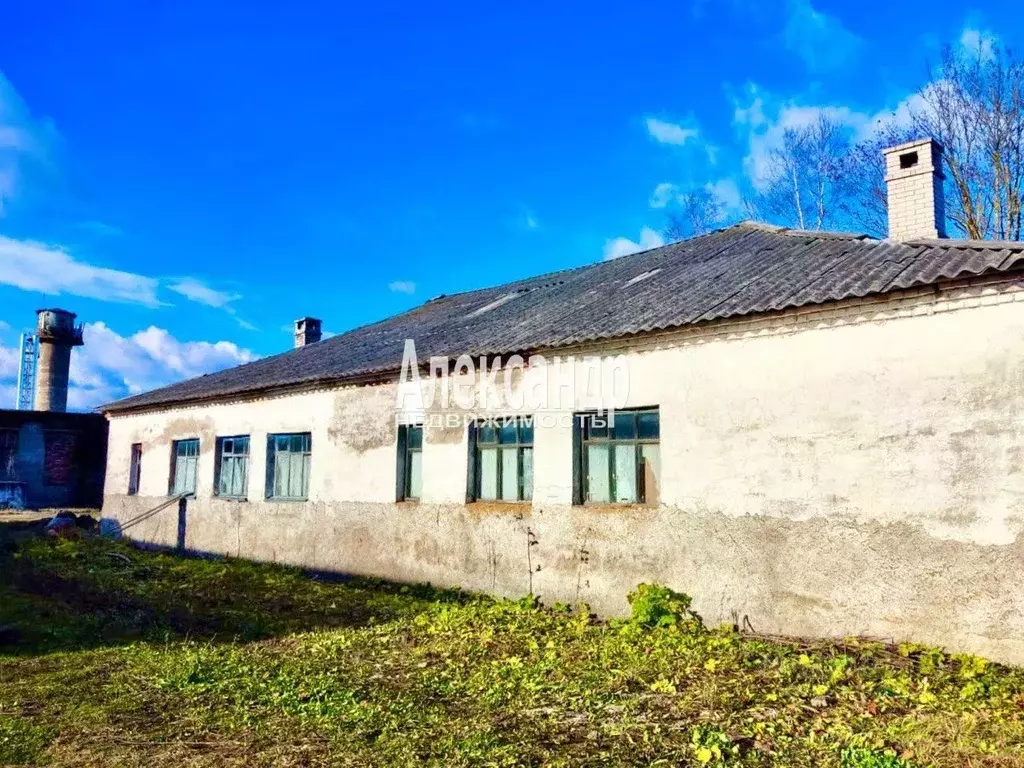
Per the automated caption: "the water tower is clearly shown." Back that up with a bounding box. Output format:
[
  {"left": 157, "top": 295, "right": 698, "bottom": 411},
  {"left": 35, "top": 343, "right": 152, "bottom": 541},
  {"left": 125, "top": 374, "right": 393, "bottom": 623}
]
[{"left": 33, "top": 308, "right": 84, "bottom": 412}]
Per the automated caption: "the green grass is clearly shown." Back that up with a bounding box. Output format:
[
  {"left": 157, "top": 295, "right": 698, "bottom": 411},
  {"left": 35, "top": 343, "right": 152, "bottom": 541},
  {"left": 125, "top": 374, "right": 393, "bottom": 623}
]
[{"left": 2, "top": 535, "right": 1023, "bottom": 767}]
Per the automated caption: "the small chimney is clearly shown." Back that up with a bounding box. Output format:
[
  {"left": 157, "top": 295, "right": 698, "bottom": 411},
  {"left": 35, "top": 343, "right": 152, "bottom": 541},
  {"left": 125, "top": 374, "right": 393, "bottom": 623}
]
[
  {"left": 883, "top": 138, "right": 947, "bottom": 241},
  {"left": 294, "top": 317, "right": 322, "bottom": 348}
]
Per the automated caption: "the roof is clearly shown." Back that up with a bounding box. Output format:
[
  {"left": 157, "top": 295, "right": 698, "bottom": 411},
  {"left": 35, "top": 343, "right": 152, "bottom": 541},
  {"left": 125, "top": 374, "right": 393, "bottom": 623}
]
[{"left": 103, "top": 222, "right": 1024, "bottom": 413}]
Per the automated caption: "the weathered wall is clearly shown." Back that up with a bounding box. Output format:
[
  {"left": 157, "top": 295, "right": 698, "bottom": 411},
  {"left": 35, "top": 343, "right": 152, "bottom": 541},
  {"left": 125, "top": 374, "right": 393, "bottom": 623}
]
[
  {"left": 103, "top": 278, "right": 1024, "bottom": 663},
  {"left": 0, "top": 410, "right": 108, "bottom": 509}
]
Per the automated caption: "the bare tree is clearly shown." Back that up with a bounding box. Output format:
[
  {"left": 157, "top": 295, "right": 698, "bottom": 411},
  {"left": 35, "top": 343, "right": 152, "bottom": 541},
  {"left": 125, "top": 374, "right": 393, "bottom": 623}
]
[
  {"left": 849, "top": 41, "right": 1024, "bottom": 240},
  {"left": 753, "top": 114, "right": 853, "bottom": 231},
  {"left": 916, "top": 42, "right": 1024, "bottom": 239},
  {"left": 663, "top": 188, "right": 726, "bottom": 241}
]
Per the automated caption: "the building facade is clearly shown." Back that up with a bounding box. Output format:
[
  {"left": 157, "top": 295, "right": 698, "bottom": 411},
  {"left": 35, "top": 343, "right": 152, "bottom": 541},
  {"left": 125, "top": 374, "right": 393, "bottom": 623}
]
[
  {"left": 102, "top": 273, "right": 1024, "bottom": 664},
  {"left": 101, "top": 140, "right": 1024, "bottom": 664}
]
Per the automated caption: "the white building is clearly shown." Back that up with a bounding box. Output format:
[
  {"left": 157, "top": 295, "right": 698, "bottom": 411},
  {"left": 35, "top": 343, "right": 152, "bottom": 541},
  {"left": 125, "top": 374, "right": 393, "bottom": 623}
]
[{"left": 102, "top": 139, "right": 1024, "bottom": 664}]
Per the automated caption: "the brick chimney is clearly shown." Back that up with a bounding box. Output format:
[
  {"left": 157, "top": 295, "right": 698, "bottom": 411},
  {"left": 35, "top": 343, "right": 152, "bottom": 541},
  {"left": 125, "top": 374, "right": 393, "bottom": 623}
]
[
  {"left": 883, "top": 138, "right": 947, "bottom": 241},
  {"left": 294, "top": 317, "right": 322, "bottom": 348}
]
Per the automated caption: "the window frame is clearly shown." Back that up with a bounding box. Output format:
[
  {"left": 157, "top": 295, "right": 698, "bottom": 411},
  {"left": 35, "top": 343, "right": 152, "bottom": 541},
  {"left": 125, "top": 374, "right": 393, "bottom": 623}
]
[
  {"left": 469, "top": 416, "right": 534, "bottom": 503},
  {"left": 214, "top": 435, "right": 250, "bottom": 500},
  {"left": 169, "top": 438, "right": 200, "bottom": 497},
  {"left": 396, "top": 424, "right": 423, "bottom": 501},
  {"left": 128, "top": 442, "right": 142, "bottom": 496},
  {"left": 575, "top": 408, "right": 660, "bottom": 505},
  {"left": 265, "top": 432, "right": 312, "bottom": 502}
]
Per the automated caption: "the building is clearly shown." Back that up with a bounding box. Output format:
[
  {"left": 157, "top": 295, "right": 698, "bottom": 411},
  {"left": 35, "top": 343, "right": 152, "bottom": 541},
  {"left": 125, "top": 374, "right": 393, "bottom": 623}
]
[
  {"left": 1, "top": 309, "right": 106, "bottom": 510},
  {"left": 100, "top": 139, "right": 1024, "bottom": 663}
]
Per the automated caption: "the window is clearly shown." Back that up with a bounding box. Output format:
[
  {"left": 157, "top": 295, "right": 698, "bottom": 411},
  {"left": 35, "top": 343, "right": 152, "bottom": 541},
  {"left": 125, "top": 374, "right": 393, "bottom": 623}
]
[
  {"left": 44, "top": 431, "right": 76, "bottom": 486},
  {"left": 576, "top": 409, "right": 660, "bottom": 505},
  {"left": 0, "top": 430, "right": 17, "bottom": 481},
  {"left": 215, "top": 436, "right": 250, "bottom": 499},
  {"left": 170, "top": 438, "right": 200, "bottom": 496},
  {"left": 396, "top": 424, "right": 423, "bottom": 501},
  {"left": 470, "top": 417, "right": 533, "bottom": 502},
  {"left": 266, "top": 433, "right": 311, "bottom": 500},
  {"left": 128, "top": 443, "right": 142, "bottom": 496}
]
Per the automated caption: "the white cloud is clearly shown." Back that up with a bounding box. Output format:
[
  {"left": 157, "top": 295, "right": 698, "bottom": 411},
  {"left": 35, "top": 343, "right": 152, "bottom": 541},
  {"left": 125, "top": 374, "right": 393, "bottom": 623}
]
[
  {"left": 645, "top": 117, "right": 700, "bottom": 146},
  {"left": 388, "top": 280, "right": 416, "bottom": 294},
  {"left": 960, "top": 26, "right": 996, "bottom": 62},
  {"left": 649, "top": 182, "right": 680, "bottom": 209},
  {"left": 0, "top": 321, "right": 257, "bottom": 410},
  {"left": 0, "top": 234, "right": 163, "bottom": 306},
  {"left": 66, "top": 322, "right": 256, "bottom": 408},
  {"left": 732, "top": 85, "right": 877, "bottom": 191},
  {"left": 603, "top": 227, "right": 666, "bottom": 260},
  {"left": 0, "top": 320, "right": 10, "bottom": 332},
  {"left": 782, "top": 0, "right": 861, "bottom": 72},
  {"left": 168, "top": 278, "right": 241, "bottom": 309},
  {"left": 708, "top": 178, "right": 743, "bottom": 214},
  {"left": 0, "top": 342, "right": 16, "bottom": 380},
  {"left": 78, "top": 220, "right": 123, "bottom": 237},
  {"left": 0, "top": 70, "right": 57, "bottom": 215}
]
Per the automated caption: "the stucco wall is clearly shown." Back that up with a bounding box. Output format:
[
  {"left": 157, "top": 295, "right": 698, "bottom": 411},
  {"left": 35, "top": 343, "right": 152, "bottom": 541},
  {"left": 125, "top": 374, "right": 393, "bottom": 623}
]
[{"left": 102, "top": 278, "right": 1024, "bottom": 663}]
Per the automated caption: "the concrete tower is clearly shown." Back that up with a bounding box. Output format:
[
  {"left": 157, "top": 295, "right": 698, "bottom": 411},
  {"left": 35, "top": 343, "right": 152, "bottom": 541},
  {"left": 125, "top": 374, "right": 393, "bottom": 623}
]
[{"left": 33, "top": 308, "right": 84, "bottom": 412}]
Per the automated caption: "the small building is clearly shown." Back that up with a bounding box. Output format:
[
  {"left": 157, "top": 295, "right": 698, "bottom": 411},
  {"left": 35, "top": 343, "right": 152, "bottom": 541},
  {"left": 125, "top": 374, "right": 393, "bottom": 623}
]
[
  {"left": 0, "top": 410, "right": 108, "bottom": 510},
  {"left": 100, "top": 139, "right": 1024, "bottom": 663}
]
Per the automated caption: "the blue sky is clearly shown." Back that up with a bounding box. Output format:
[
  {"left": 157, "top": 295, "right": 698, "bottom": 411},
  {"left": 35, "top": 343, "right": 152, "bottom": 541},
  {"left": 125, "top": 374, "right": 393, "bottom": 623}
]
[{"left": 0, "top": 0, "right": 1013, "bottom": 408}]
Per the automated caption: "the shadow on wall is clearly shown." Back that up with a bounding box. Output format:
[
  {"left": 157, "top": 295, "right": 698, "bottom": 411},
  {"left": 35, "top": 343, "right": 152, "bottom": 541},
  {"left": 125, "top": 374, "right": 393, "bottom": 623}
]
[{"left": 0, "top": 523, "right": 472, "bottom": 658}]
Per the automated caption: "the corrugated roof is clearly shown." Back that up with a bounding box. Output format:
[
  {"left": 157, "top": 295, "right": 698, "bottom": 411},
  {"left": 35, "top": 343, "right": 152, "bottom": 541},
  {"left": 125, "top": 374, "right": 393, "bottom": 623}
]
[{"left": 103, "top": 222, "right": 1024, "bottom": 413}]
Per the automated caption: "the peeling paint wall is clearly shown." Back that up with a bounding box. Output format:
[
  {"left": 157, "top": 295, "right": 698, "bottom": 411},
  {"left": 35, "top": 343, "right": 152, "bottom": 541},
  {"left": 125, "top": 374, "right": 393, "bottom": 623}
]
[{"left": 103, "top": 280, "right": 1024, "bottom": 663}]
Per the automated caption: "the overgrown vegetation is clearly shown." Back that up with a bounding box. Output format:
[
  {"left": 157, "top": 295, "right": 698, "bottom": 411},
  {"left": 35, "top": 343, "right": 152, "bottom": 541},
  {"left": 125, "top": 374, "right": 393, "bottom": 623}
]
[{"left": 2, "top": 536, "right": 1024, "bottom": 766}]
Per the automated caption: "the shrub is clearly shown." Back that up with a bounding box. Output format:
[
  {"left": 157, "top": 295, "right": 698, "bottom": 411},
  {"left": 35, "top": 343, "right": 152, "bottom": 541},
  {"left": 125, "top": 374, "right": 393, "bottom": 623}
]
[{"left": 627, "top": 583, "right": 703, "bottom": 630}]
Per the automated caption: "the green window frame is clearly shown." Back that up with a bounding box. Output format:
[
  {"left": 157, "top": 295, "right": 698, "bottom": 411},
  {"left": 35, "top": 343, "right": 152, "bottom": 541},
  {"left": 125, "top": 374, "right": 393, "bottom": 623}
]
[
  {"left": 396, "top": 424, "right": 423, "bottom": 501},
  {"left": 576, "top": 409, "right": 660, "bottom": 505},
  {"left": 214, "top": 435, "right": 250, "bottom": 500},
  {"left": 169, "top": 438, "right": 200, "bottom": 496},
  {"left": 470, "top": 417, "right": 534, "bottom": 502},
  {"left": 266, "top": 433, "right": 311, "bottom": 501}
]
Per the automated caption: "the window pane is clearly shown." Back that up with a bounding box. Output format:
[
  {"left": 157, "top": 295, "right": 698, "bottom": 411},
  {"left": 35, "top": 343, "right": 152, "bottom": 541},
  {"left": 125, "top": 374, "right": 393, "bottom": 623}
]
[
  {"left": 408, "top": 451, "right": 422, "bottom": 499},
  {"left": 586, "top": 415, "right": 607, "bottom": 439},
  {"left": 291, "top": 453, "right": 306, "bottom": 497},
  {"left": 640, "top": 443, "right": 660, "bottom": 504},
  {"left": 479, "top": 423, "right": 498, "bottom": 444},
  {"left": 408, "top": 426, "right": 423, "bottom": 450},
  {"left": 614, "top": 444, "right": 637, "bottom": 503},
  {"left": 274, "top": 450, "right": 288, "bottom": 497},
  {"left": 519, "top": 419, "right": 534, "bottom": 445},
  {"left": 236, "top": 458, "right": 248, "bottom": 497},
  {"left": 586, "top": 444, "right": 610, "bottom": 503},
  {"left": 173, "top": 456, "right": 185, "bottom": 494},
  {"left": 479, "top": 447, "right": 498, "bottom": 500},
  {"left": 521, "top": 448, "right": 533, "bottom": 501},
  {"left": 637, "top": 411, "right": 660, "bottom": 440},
  {"left": 501, "top": 448, "right": 519, "bottom": 501},
  {"left": 612, "top": 412, "right": 637, "bottom": 440},
  {"left": 499, "top": 421, "right": 518, "bottom": 445}
]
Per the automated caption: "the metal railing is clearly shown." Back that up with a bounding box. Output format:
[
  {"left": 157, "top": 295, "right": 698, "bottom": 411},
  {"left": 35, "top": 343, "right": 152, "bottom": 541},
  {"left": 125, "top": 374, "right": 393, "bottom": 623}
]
[{"left": 117, "top": 493, "right": 190, "bottom": 534}]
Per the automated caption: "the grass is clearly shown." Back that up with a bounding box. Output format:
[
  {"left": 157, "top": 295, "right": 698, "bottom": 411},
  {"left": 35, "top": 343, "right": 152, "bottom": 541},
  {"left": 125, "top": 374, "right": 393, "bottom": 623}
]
[{"left": 2, "top": 534, "right": 1024, "bottom": 767}]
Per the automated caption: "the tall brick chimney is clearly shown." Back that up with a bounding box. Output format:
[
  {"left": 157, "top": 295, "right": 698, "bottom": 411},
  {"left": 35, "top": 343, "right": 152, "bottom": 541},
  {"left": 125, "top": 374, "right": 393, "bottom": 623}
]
[
  {"left": 883, "top": 138, "right": 947, "bottom": 241},
  {"left": 294, "top": 317, "right": 322, "bottom": 348}
]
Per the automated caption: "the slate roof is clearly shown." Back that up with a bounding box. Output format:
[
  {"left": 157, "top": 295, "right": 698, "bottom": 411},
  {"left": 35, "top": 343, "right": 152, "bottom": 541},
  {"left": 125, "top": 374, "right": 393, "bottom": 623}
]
[{"left": 103, "top": 222, "right": 1024, "bottom": 413}]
